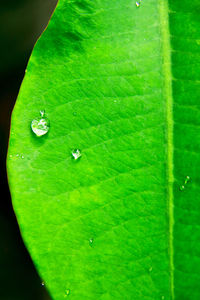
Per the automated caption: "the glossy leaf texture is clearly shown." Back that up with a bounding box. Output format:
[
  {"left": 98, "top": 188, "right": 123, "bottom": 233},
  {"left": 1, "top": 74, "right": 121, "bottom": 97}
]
[{"left": 7, "top": 0, "right": 200, "bottom": 299}]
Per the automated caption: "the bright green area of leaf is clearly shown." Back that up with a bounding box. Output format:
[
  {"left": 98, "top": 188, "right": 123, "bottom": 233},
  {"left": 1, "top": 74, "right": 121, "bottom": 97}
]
[{"left": 7, "top": 0, "right": 200, "bottom": 299}]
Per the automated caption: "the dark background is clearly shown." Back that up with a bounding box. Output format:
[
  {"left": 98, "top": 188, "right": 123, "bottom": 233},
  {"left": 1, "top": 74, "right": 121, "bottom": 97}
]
[{"left": 0, "top": 1, "right": 57, "bottom": 299}]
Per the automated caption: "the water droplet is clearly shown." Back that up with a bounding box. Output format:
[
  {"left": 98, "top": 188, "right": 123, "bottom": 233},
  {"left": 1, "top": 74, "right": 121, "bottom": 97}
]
[
  {"left": 179, "top": 175, "right": 191, "bottom": 191},
  {"left": 65, "top": 289, "right": 70, "bottom": 297},
  {"left": 9, "top": 154, "right": 13, "bottom": 158},
  {"left": 161, "top": 296, "right": 165, "bottom": 300},
  {"left": 89, "top": 238, "right": 93, "bottom": 246},
  {"left": 72, "top": 149, "right": 81, "bottom": 160},
  {"left": 184, "top": 175, "right": 190, "bottom": 185},
  {"left": 41, "top": 281, "right": 45, "bottom": 286},
  {"left": 136, "top": 1, "right": 141, "bottom": 7},
  {"left": 21, "top": 155, "right": 24, "bottom": 159},
  {"left": 149, "top": 267, "right": 152, "bottom": 272},
  {"left": 31, "top": 111, "right": 50, "bottom": 137},
  {"left": 40, "top": 110, "right": 45, "bottom": 117}
]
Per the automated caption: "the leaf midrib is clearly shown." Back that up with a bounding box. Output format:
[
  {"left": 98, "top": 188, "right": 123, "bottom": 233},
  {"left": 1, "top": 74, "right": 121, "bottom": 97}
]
[{"left": 159, "top": 0, "right": 174, "bottom": 298}]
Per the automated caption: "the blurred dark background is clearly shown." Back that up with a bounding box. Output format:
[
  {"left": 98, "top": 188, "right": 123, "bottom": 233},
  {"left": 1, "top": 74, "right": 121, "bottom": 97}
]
[{"left": 0, "top": 1, "right": 57, "bottom": 299}]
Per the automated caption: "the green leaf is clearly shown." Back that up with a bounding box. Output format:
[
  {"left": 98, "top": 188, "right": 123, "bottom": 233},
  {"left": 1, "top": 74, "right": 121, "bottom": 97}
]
[{"left": 7, "top": 0, "right": 200, "bottom": 299}]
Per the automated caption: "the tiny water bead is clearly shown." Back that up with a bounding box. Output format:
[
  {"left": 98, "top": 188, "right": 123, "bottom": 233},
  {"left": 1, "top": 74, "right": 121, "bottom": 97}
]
[
  {"left": 72, "top": 149, "right": 81, "bottom": 160},
  {"left": 149, "top": 267, "right": 153, "bottom": 272},
  {"left": 41, "top": 281, "right": 45, "bottom": 286},
  {"left": 184, "top": 175, "right": 190, "bottom": 185},
  {"left": 31, "top": 110, "right": 50, "bottom": 137},
  {"left": 64, "top": 289, "right": 70, "bottom": 297},
  {"left": 136, "top": 1, "right": 141, "bottom": 7},
  {"left": 40, "top": 110, "right": 45, "bottom": 117},
  {"left": 179, "top": 176, "right": 191, "bottom": 191},
  {"left": 179, "top": 185, "right": 185, "bottom": 191},
  {"left": 9, "top": 154, "right": 24, "bottom": 159},
  {"left": 89, "top": 238, "right": 93, "bottom": 246}
]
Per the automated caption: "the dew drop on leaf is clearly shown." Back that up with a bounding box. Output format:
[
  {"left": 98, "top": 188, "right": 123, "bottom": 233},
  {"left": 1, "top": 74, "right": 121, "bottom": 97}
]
[
  {"left": 179, "top": 175, "right": 191, "bottom": 191},
  {"left": 65, "top": 289, "right": 70, "bottom": 297},
  {"left": 136, "top": 1, "right": 141, "bottom": 7},
  {"left": 41, "top": 281, "right": 45, "bottom": 286},
  {"left": 72, "top": 149, "right": 81, "bottom": 160},
  {"left": 184, "top": 175, "right": 190, "bottom": 185},
  {"left": 149, "top": 267, "right": 152, "bottom": 272},
  {"left": 31, "top": 111, "right": 50, "bottom": 137},
  {"left": 40, "top": 110, "right": 45, "bottom": 117},
  {"left": 89, "top": 238, "right": 93, "bottom": 246}
]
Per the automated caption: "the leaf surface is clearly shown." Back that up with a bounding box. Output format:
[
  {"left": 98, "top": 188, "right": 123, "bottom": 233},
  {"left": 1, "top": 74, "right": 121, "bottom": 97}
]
[{"left": 7, "top": 0, "right": 200, "bottom": 299}]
